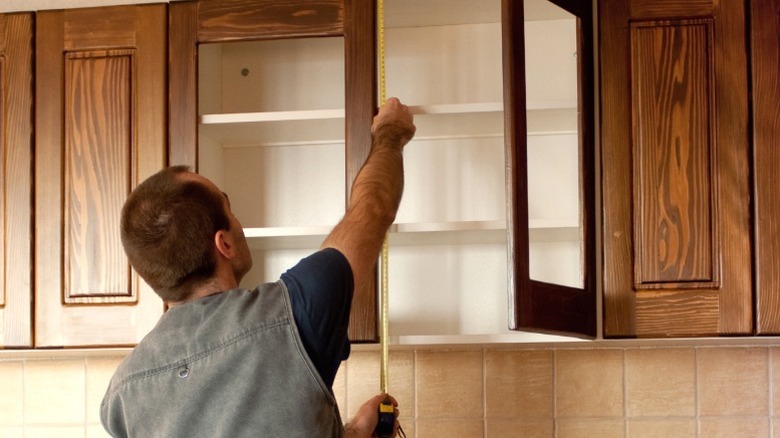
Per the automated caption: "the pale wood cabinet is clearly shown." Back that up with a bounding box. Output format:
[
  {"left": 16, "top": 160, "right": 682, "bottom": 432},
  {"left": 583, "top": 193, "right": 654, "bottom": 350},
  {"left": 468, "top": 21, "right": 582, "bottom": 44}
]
[
  {"left": 34, "top": 4, "right": 166, "bottom": 347},
  {"left": 0, "top": 13, "right": 33, "bottom": 348},
  {"left": 600, "top": 0, "right": 753, "bottom": 337}
]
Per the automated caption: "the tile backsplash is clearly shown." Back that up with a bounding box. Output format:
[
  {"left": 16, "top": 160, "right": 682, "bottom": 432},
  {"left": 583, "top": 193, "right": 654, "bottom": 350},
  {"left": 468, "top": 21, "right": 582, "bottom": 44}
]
[{"left": 2, "top": 344, "right": 779, "bottom": 437}]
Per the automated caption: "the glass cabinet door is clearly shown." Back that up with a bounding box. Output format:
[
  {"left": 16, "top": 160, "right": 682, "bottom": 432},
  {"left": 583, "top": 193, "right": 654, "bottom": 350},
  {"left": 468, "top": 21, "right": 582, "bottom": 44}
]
[{"left": 506, "top": 0, "right": 596, "bottom": 337}]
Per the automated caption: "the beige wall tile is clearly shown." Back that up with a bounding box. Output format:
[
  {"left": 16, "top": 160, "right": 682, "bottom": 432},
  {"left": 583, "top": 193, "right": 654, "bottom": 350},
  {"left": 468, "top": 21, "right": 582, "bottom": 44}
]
[
  {"left": 772, "top": 348, "right": 780, "bottom": 417},
  {"left": 486, "top": 419, "right": 553, "bottom": 438},
  {"left": 625, "top": 348, "right": 695, "bottom": 417},
  {"left": 24, "top": 425, "right": 85, "bottom": 438},
  {"left": 626, "top": 419, "right": 695, "bottom": 438},
  {"left": 333, "top": 361, "right": 347, "bottom": 417},
  {"left": 557, "top": 419, "right": 624, "bottom": 438},
  {"left": 398, "top": 420, "right": 415, "bottom": 438},
  {"left": 0, "top": 426, "right": 23, "bottom": 438},
  {"left": 416, "top": 350, "right": 483, "bottom": 419},
  {"left": 485, "top": 349, "right": 553, "bottom": 419},
  {"left": 388, "top": 351, "right": 415, "bottom": 423},
  {"left": 87, "top": 423, "right": 112, "bottom": 438},
  {"left": 345, "top": 350, "right": 414, "bottom": 422},
  {"left": 24, "top": 359, "right": 86, "bottom": 425},
  {"left": 86, "top": 357, "right": 124, "bottom": 424},
  {"left": 556, "top": 349, "right": 624, "bottom": 418},
  {"left": 0, "top": 361, "right": 24, "bottom": 425},
  {"left": 345, "top": 350, "right": 381, "bottom": 419},
  {"left": 699, "top": 418, "right": 769, "bottom": 437},
  {"left": 416, "top": 419, "right": 483, "bottom": 437},
  {"left": 697, "top": 347, "right": 768, "bottom": 416}
]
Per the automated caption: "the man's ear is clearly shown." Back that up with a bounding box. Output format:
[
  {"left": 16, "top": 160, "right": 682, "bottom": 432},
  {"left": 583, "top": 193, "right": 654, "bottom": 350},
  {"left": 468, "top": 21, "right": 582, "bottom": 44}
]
[{"left": 214, "top": 230, "right": 235, "bottom": 259}]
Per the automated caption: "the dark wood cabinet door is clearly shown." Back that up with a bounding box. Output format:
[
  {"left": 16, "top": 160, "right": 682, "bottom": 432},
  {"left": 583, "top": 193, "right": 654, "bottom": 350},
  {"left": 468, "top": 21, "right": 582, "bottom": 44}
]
[
  {"left": 169, "top": 0, "right": 378, "bottom": 342},
  {"left": 600, "top": 0, "right": 752, "bottom": 337},
  {"left": 752, "top": 0, "right": 780, "bottom": 335},
  {"left": 506, "top": 0, "right": 597, "bottom": 338},
  {"left": 0, "top": 13, "right": 33, "bottom": 348},
  {"left": 35, "top": 4, "right": 167, "bottom": 347}
]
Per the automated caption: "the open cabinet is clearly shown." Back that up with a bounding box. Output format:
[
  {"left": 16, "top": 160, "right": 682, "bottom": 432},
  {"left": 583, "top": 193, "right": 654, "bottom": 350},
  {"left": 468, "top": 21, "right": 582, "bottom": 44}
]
[
  {"left": 380, "top": 0, "right": 595, "bottom": 342},
  {"left": 169, "top": 0, "right": 379, "bottom": 341},
  {"left": 169, "top": 0, "right": 596, "bottom": 345}
]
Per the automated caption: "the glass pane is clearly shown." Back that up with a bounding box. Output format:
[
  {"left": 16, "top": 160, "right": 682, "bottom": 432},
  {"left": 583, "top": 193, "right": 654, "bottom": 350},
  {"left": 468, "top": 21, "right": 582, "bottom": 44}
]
[{"left": 524, "top": 0, "right": 584, "bottom": 288}]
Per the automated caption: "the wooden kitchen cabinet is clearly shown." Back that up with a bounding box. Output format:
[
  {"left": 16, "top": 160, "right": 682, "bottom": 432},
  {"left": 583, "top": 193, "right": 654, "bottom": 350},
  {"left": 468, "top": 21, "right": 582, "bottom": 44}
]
[
  {"left": 170, "top": 0, "right": 596, "bottom": 344},
  {"left": 168, "top": 0, "right": 379, "bottom": 341},
  {"left": 34, "top": 4, "right": 166, "bottom": 347},
  {"left": 0, "top": 13, "right": 33, "bottom": 348},
  {"left": 600, "top": 0, "right": 753, "bottom": 337}
]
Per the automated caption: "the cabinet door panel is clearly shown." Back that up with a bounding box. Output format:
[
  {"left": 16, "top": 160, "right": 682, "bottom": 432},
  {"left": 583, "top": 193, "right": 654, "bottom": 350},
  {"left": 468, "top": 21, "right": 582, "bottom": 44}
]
[
  {"left": 35, "top": 5, "right": 166, "bottom": 347},
  {"left": 601, "top": 0, "right": 751, "bottom": 337},
  {"left": 0, "top": 13, "right": 33, "bottom": 348},
  {"left": 631, "top": 19, "right": 717, "bottom": 289}
]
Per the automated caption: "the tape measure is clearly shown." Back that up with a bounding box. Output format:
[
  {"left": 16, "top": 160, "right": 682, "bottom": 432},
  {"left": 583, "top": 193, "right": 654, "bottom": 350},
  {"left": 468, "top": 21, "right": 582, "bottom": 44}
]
[{"left": 374, "top": 398, "right": 395, "bottom": 437}]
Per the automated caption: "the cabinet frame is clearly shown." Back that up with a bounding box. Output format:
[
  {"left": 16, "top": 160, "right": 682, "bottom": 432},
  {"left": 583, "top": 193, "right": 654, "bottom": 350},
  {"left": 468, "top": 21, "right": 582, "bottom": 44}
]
[{"left": 168, "top": 0, "right": 379, "bottom": 341}]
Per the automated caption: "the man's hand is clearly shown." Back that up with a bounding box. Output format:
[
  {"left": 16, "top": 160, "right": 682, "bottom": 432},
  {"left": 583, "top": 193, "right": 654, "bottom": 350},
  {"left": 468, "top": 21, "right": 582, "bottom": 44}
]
[
  {"left": 371, "top": 97, "right": 416, "bottom": 148},
  {"left": 344, "top": 393, "right": 400, "bottom": 438}
]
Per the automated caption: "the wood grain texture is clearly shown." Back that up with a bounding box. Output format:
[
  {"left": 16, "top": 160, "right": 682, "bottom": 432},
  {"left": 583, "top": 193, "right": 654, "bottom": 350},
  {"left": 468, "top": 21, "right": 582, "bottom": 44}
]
[
  {"left": 198, "top": 0, "right": 343, "bottom": 43},
  {"left": 0, "top": 13, "right": 33, "bottom": 348},
  {"left": 630, "top": 20, "right": 717, "bottom": 288},
  {"left": 600, "top": 0, "right": 637, "bottom": 336},
  {"left": 752, "top": 0, "right": 780, "bottom": 334},
  {"left": 63, "top": 50, "right": 134, "bottom": 303},
  {"left": 35, "top": 5, "right": 165, "bottom": 347},
  {"left": 168, "top": 1, "right": 198, "bottom": 169},
  {"left": 600, "top": 0, "right": 751, "bottom": 337}
]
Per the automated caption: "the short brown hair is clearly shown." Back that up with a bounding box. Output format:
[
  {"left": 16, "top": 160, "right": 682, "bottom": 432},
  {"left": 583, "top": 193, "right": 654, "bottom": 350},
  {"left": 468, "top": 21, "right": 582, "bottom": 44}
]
[{"left": 120, "top": 166, "right": 230, "bottom": 302}]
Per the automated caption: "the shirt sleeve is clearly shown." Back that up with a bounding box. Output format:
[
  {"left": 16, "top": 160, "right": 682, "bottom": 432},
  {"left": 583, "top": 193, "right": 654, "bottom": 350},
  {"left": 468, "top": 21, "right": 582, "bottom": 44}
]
[{"left": 281, "top": 248, "right": 353, "bottom": 389}]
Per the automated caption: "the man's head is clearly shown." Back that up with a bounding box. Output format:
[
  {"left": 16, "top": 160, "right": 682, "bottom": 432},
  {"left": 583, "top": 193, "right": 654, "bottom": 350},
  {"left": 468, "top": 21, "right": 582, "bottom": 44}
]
[{"left": 120, "top": 166, "right": 251, "bottom": 302}]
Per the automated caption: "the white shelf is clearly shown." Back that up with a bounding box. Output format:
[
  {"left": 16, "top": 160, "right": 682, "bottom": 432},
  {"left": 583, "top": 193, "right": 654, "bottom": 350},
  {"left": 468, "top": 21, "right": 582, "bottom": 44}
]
[
  {"left": 243, "top": 219, "right": 580, "bottom": 250},
  {"left": 200, "top": 109, "right": 345, "bottom": 124},
  {"left": 389, "top": 332, "right": 589, "bottom": 346},
  {"left": 199, "top": 102, "right": 502, "bottom": 125}
]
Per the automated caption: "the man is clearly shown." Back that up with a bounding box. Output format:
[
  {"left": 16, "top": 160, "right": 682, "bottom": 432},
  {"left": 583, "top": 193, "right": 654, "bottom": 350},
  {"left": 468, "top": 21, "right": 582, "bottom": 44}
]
[{"left": 100, "top": 98, "right": 415, "bottom": 437}]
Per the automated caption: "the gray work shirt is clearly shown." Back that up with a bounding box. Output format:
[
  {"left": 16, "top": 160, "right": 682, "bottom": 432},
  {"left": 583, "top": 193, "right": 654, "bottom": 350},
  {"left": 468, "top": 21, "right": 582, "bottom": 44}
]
[{"left": 100, "top": 281, "right": 344, "bottom": 437}]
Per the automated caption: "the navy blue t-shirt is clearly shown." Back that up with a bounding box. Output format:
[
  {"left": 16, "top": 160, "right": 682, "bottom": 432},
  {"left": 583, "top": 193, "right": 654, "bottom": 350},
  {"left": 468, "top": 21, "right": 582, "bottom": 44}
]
[{"left": 281, "top": 248, "right": 353, "bottom": 388}]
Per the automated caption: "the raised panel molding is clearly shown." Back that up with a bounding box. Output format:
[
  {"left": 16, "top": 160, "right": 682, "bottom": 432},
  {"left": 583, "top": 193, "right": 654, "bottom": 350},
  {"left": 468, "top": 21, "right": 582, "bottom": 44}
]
[
  {"left": 630, "top": 19, "right": 718, "bottom": 289},
  {"left": 63, "top": 50, "right": 136, "bottom": 304}
]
